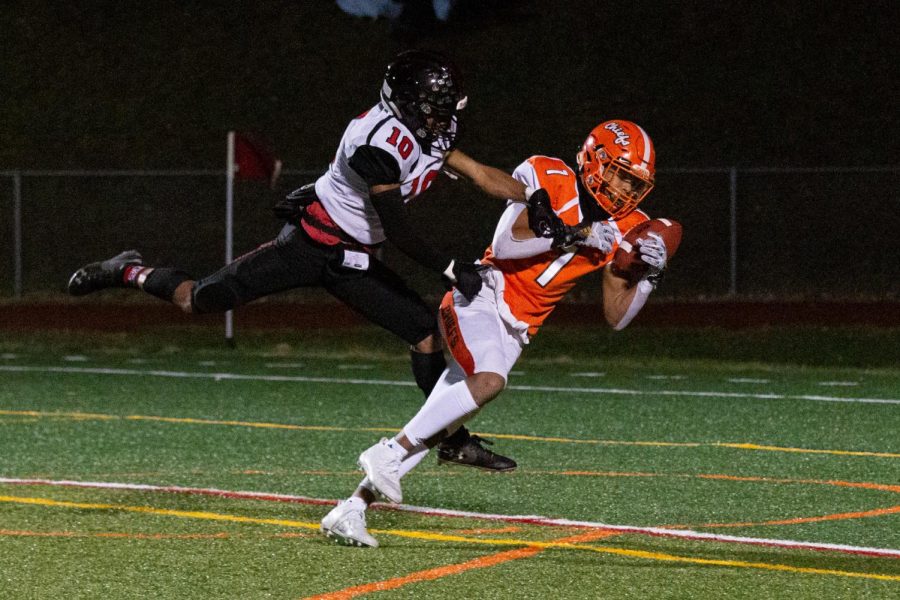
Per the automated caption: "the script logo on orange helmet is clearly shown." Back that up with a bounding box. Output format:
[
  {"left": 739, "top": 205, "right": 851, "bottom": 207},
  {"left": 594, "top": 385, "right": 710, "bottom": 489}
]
[{"left": 603, "top": 122, "right": 631, "bottom": 147}]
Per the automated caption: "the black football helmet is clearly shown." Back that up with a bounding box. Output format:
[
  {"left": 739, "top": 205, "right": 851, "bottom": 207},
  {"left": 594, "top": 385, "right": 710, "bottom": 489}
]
[{"left": 380, "top": 50, "right": 467, "bottom": 153}]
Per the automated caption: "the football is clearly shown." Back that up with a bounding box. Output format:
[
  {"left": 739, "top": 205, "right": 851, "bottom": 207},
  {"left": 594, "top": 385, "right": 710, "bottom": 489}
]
[{"left": 611, "top": 218, "right": 682, "bottom": 282}]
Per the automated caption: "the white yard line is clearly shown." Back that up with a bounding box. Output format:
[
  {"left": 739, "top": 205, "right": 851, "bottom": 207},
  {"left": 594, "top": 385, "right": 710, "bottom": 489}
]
[
  {"left": 1, "top": 477, "right": 898, "bottom": 560},
  {"left": 1, "top": 365, "right": 898, "bottom": 405}
]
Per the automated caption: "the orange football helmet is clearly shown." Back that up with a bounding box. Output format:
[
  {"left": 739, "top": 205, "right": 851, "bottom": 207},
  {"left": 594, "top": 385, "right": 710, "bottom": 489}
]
[{"left": 576, "top": 120, "right": 656, "bottom": 219}]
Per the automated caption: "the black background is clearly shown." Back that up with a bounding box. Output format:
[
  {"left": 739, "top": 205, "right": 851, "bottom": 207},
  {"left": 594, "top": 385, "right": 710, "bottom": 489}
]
[
  {"left": 2, "top": 1, "right": 898, "bottom": 298},
  {"left": 4, "top": 1, "right": 897, "bottom": 169}
]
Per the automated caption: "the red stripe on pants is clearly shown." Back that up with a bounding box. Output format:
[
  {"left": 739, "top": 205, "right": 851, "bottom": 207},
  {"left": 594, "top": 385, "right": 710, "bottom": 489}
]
[{"left": 438, "top": 292, "right": 475, "bottom": 376}]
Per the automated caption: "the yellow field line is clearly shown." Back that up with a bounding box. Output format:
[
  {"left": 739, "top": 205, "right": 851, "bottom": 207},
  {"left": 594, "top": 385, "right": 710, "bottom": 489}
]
[
  {"left": 540, "top": 471, "right": 900, "bottom": 496},
  {"left": 381, "top": 529, "right": 900, "bottom": 581},
  {"left": 125, "top": 415, "right": 347, "bottom": 432},
  {"left": 0, "top": 495, "right": 321, "bottom": 530},
  {"left": 486, "top": 432, "right": 702, "bottom": 447},
  {"left": 2, "top": 409, "right": 896, "bottom": 459},
  {"left": 0, "top": 529, "right": 232, "bottom": 540},
  {"left": 716, "top": 442, "right": 900, "bottom": 459},
  {"left": 1, "top": 494, "right": 898, "bottom": 582}
]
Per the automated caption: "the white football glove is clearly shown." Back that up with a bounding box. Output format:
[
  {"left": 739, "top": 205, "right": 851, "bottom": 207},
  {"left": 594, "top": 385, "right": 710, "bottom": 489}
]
[
  {"left": 580, "top": 221, "right": 617, "bottom": 254},
  {"left": 637, "top": 232, "right": 667, "bottom": 275}
]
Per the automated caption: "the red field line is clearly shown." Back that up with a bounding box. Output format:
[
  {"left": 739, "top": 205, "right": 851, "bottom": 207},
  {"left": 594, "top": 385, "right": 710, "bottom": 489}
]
[{"left": 3, "top": 477, "right": 899, "bottom": 559}]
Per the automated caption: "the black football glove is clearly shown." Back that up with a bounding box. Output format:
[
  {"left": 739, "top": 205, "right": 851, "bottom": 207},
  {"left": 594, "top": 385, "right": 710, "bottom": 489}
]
[
  {"left": 550, "top": 223, "right": 592, "bottom": 251},
  {"left": 273, "top": 183, "right": 316, "bottom": 222},
  {"left": 442, "top": 260, "right": 486, "bottom": 302},
  {"left": 526, "top": 188, "right": 565, "bottom": 239}
]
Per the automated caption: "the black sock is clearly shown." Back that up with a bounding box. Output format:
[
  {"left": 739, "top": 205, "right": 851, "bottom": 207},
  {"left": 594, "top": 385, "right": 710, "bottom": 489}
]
[
  {"left": 409, "top": 348, "right": 446, "bottom": 397},
  {"left": 442, "top": 425, "right": 470, "bottom": 446},
  {"left": 141, "top": 268, "right": 192, "bottom": 302}
]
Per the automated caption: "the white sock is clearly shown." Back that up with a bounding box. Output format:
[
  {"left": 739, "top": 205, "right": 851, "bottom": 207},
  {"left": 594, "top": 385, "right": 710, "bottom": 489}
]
[{"left": 402, "top": 380, "right": 479, "bottom": 446}]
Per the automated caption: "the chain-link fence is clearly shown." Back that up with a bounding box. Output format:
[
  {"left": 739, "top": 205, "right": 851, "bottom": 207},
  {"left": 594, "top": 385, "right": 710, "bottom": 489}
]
[{"left": 2, "top": 167, "right": 898, "bottom": 301}]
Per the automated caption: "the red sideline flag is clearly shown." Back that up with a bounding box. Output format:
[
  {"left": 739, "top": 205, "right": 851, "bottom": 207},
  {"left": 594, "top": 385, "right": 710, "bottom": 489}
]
[{"left": 233, "top": 132, "right": 282, "bottom": 188}]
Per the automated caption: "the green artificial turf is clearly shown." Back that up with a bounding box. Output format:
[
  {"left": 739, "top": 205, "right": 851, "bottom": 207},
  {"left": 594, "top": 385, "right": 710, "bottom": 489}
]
[{"left": 0, "top": 327, "right": 898, "bottom": 598}]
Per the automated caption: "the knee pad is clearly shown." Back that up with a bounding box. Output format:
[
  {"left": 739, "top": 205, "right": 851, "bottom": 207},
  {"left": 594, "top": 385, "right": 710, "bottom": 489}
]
[{"left": 191, "top": 280, "right": 240, "bottom": 314}]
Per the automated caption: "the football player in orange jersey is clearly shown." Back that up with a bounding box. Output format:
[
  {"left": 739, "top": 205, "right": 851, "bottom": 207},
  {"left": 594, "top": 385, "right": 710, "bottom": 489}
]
[{"left": 321, "top": 120, "right": 671, "bottom": 547}]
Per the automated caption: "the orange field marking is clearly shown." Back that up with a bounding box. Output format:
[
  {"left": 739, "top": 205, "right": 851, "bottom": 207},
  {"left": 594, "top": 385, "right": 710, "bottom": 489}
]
[
  {"left": 304, "top": 546, "right": 543, "bottom": 599},
  {"left": 699, "top": 505, "right": 900, "bottom": 529},
  {"left": 694, "top": 473, "right": 900, "bottom": 494},
  {"left": 306, "top": 529, "right": 618, "bottom": 599}
]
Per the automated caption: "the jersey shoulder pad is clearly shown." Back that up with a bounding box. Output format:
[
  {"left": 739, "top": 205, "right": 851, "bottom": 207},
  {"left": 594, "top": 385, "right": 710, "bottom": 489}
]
[
  {"left": 525, "top": 155, "right": 577, "bottom": 212},
  {"left": 348, "top": 145, "right": 402, "bottom": 186},
  {"left": 527, "top": 155, "right": 573, "bottom": 179},
  {"left": 511, "top": 158, "right": 540, "bottom": 189}
]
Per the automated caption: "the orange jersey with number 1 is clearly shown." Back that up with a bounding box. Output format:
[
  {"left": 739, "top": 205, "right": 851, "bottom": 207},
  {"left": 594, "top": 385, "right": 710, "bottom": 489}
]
[{"left": 480, "top": 156, "right": 648, "bottom": 336}]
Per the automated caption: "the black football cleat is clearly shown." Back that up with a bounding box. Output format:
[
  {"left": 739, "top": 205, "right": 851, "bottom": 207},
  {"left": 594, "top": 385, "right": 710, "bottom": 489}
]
[
  {"left": 437, "top": 434, "right": 517, "bottom": 472},
  {"left": 67, "top": 250, "right": 143, "bottom": 296}
]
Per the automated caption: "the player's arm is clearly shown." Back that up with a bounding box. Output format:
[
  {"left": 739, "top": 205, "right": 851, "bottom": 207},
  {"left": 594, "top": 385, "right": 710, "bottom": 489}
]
[
  {"left": 446, "top": 150, "right": 566, "bottom": 239},
  {"left": 348, "top": 144, "right": 483, "bottom": 300},
  {"left": 369, "top": 183, "right": 483, "bottom": 301},
  {"left": 445, "top": 149, "right": 528, "bottom": 202},
  {"left": 369, "top": 183, "right": 450, "bottom": 272},
  {"left": 602, "top": 265, "right": 654, "bottom": 330},
  {"left": 602, "top": 227, "right": 671, "bottom": 330},
  {"left": 491, "top": 203, "right": 555, "bottom": 259},
  {"left": 492, "top": 203, "right": 614, "bottom": 260},
  {"left": 347, "top": 144, "right": 445, "bottom": 271}
]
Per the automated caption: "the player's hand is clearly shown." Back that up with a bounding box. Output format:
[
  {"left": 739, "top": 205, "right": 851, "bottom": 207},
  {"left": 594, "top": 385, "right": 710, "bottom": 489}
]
[
  {"left": 637, "top": 232, "right": 667, "bottom": 275},
  {"left": 579, "top": 221, "right": 617, "bottom": 254},
  {"left": 550, "top": 224, "right": 587, "bottom": 251},
  {"left": 526, "top": 188, "right": 565, "bottom": 238},
  {"left": 273, "top": 184, "right": 315, "bottom": 222},
  {"left": 442, "top": 260, "right": 486, "bottom": 302}
]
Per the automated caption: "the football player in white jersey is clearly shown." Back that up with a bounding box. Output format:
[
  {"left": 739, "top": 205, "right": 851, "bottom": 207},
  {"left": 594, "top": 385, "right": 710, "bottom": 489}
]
[{"left": 67, "top": 50, "right": 563, "bottom": 480}]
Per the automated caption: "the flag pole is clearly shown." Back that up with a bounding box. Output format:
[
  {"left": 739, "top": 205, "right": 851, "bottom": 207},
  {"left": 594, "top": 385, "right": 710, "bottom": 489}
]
[{"left": 225, "top": 131, "right": 235, "bottom": 347}]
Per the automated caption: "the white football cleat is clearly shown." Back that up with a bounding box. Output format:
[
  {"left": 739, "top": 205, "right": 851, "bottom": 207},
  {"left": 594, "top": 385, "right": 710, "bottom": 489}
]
[
  {"left": 358, "top": 438, "right": 404, "bottom": 503},
  {"left": 320, "top": 500, "right": 378, "bottom": 548}
]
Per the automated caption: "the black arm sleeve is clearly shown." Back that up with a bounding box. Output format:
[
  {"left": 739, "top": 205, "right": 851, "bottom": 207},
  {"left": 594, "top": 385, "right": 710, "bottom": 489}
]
[
  {"left": 348, "top": 145, "right": 402, "bottom": 186},
  {"left": 370, "top": 186, "right": 451, "bottom": 273}
]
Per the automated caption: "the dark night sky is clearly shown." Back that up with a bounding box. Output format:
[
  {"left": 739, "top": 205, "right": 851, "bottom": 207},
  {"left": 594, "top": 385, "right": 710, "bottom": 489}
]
[{"left": 2, "top": 1, "right": 898, "bottom": 170}]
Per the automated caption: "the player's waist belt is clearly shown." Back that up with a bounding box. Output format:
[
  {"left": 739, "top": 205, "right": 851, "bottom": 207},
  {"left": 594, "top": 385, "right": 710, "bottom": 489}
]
[{"left": 300, "top": 200, "right": 377, "bottom": 253}]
